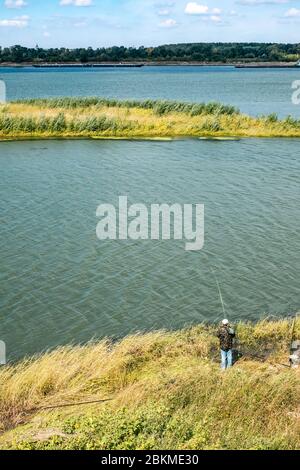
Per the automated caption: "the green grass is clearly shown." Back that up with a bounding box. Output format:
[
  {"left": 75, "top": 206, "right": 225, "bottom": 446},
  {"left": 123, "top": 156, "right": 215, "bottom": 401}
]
[
  {"left": 0, "top": 318, "right": 299, "bottom": 450},
  {"left": 1, "top": 97, "right": 300, "bottom": 139},
  {"left": 13, "top": 97, "right": 239, "bottom": 116}
]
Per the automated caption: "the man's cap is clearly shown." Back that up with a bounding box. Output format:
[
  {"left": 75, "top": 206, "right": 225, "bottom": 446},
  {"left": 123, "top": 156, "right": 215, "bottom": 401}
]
[{"left": 222, "top": 319, "right": 229, "bottom": 325}]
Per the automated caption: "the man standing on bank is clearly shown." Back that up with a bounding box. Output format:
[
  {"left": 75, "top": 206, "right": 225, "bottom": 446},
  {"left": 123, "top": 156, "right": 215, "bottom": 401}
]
[{"left": 217, "top": 319, "right": 235, "bottom": 370}]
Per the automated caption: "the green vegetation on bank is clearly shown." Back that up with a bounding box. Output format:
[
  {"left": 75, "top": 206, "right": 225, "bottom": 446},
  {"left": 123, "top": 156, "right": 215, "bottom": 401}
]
[
  {"left": 0, "top": 319, "right": 299, "bottom": 450},
  {"left": 1, "top": 43, "right": 300, "bottom": 64},
  {"left": 1, "top": 97, "right": 300, "bottom": 139}
]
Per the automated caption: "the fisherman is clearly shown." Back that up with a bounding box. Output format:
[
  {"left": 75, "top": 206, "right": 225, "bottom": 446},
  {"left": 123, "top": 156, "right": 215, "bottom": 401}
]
[
  {"left": 217, "top": 319, "right": 235, "bottom": 370},
  {"left": 289, "top": 340, "right": 300, "bottom": 368}
]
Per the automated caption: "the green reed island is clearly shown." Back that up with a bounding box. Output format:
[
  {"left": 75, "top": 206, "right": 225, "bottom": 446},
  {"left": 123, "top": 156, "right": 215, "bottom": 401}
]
[
  {"left": 0, "top": 318, "right": 299, "bottom": 450},
  {"left": 1, "top": 97, "right": 300, "bottom": 140}
]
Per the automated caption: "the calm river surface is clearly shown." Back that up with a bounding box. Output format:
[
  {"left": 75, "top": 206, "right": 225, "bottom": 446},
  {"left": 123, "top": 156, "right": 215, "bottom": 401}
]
[
  {"left": 1, "top": 138, "right": 299, "bottom": 360},
  {"left": 1, "top": 65, "right": 300, "bottom": 117}
]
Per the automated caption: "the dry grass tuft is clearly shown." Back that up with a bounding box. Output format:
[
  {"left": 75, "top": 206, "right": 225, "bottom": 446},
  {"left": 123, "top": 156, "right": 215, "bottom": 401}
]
[{"left": 0, "top": 318, "right": 299, "bottom": 449}]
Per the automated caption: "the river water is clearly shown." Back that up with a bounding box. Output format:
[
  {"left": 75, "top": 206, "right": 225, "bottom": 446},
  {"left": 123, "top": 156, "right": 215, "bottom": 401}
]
[
  {"left": 0, "top": 67, "right": 299, "bottom": 360},
  {"left": 1, "top": 65, "right": 300, "bottom": 117}
]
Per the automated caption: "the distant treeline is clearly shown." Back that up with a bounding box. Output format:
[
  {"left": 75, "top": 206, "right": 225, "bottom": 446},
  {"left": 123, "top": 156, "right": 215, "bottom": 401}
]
[{"left": 1, "top": 43, "right": 300, "bottom": 64}]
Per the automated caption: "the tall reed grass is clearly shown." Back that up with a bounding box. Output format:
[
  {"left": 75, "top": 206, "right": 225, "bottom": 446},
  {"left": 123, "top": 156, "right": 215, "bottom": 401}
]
[
  {"left": 1, "top": 98, "right": 300, "bottom": 138},
  {"left": 13, "top": 97, "right": 239, "bottom": 116},
  {"left": 0, "top": 319, "right": 299, "bottom": 450}
]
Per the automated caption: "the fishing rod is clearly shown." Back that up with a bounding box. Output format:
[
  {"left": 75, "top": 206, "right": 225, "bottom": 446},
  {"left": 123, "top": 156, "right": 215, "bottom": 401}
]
[{"left": 209, "top": 265, "right": 226, "bottom": 318}]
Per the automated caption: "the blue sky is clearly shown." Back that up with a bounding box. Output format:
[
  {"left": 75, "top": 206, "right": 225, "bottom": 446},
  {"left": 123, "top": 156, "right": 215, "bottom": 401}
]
[{"left": 0, "top": 0, "right": 300, "bottom": 47}]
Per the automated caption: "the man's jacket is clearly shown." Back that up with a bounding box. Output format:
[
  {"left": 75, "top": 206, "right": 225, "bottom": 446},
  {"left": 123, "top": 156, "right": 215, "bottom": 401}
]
[{"left": 217, "top": 326, "right": 235, "bottom": 351}]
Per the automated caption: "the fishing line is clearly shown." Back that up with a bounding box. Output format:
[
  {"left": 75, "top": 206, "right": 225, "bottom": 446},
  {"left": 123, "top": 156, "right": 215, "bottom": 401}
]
[
  {"left": 198, "top": 251, "right": 228, "bottom": 321},
  {"left": 208, "top": 264, "right": 226, "bottom": 318}
]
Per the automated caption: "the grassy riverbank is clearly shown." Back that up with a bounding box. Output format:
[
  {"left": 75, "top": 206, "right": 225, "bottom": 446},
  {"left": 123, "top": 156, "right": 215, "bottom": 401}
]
[
  {"left": 0, "top": 318, "right": 299, "bottom": 450},
  {"left": 1, "top": 97, "right": 300, "bottom": 139}
]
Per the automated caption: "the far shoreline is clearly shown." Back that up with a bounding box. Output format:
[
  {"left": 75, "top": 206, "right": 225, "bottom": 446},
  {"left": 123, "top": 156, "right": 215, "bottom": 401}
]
[{"left": 1, "top": 61, "right": 300, "bottom": 69}]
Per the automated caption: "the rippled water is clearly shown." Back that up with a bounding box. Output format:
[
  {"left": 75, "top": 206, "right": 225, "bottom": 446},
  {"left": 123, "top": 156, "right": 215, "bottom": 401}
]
[
  {"left": 1, "top": 139, "right": 299, "bottom": 360},
  {"left": 1, "top": 65, "right": 300, "bottom": 117}
]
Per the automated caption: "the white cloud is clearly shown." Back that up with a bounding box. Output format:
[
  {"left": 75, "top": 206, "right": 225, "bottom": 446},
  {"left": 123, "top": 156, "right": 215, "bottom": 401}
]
[
  {"left": 185, "top": 2, "right": 209, "bottom": 15},
  {"left": 60, "top": 0, "right": 93, "bottom": 6},
  {"left": 43, "top": 31, "right": 51, "bottom": 37},
  {"left": 157, "top": 8, "right": 171, "bottom": 16},
  {"left": 4, "top": 0, "right": 27, "bottom": 8},
  {"left": 210, "top": 15, "right": 222, "bottom": 22},
  {"left": 0, "top": 14, "right": 29, "bottom": 27},
  {"left": 159, "top": 18, "right": 177, "bottom": 27},
  {"left": 285, "top": 7, "right": 300, "bottom": 17},
  {"left": 236, "top": 0, "right": 288, "bottom": 5},
  {"left": 184, "top": 3, "right": 224, "bottom": 23},
  {"left": 155, "top": 1, "right": 175, "bottom": 7}
]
